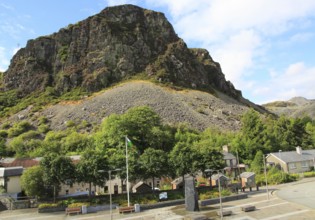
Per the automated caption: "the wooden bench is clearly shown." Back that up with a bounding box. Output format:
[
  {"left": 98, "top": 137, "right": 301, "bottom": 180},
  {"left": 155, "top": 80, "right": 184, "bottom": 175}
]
[
  {"left": 65, "top": 207, "right": 81, "bottom": 215},
  {"left": 241, "top": 205, "right": 256, "bottom": 212},
  {"left": 119, "top": 206, "right": 135, "bottom": 214},
  {"left": 217, "top": 210, "right": 232, "bottom": 216}
]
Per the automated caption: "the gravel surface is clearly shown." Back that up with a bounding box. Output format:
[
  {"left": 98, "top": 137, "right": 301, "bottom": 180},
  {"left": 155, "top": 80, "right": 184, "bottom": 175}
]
[{"left": 38, "top": 81, "right": 249, "bottom": 131}]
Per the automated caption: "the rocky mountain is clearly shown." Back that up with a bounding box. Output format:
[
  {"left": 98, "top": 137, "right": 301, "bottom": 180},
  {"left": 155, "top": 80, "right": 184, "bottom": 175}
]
[
  {"left": 263, "top": 97, "right": 315, "bottom": 119},
  {"left": 0, "top": 4, "right": 268, "bottom": 131},
  {"left": 1, "top": 4, "right": 239, "bottom": 98}
]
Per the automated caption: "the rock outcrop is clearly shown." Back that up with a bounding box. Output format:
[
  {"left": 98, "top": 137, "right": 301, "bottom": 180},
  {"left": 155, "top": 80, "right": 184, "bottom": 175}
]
[{"left": 2, "top": 4, "right": 241, "bottom": 99}]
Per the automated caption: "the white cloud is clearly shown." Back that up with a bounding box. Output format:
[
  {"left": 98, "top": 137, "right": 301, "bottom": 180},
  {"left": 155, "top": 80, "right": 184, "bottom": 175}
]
[
  {"left": 252, "top": 62, "right": 315, "bottom": 103},
  {"left": 0, "top": 47, "right": 10, "bottom": 72},
  {"left": 0, "top": 3, "right": 14, "bottom": 10},
  {"left": 144, "top": 0, "right": 315, "bottom": 102},
  {"left": 211, "top": 30, "right": 262, "bottom": 83},
  {"left": 105, "top": 0, "right": 138, "bottom": 6}
]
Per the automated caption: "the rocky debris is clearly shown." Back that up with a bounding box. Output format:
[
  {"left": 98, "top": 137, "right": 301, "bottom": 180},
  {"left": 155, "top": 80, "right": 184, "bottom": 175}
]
[
  {"left": 2, "top": 4, "right": 241, "bottom": 100},
  {"left": 35, "top": 81, "right": 248, "bottom": 131}
]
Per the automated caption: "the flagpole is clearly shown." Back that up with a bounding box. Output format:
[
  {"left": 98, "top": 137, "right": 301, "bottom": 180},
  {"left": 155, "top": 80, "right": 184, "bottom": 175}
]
[{"left": 125, "top": 136, "right": 130, "bottom": 207}]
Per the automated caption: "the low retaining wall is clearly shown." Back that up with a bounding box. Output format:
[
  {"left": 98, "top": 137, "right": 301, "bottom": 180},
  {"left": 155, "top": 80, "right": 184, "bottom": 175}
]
[
  {"left": 0, "top": 197, "right": 32, "bottom": 210},
  {"left": 38, "top": 204, "right": 119, "bottom": 213},
  {"left": 200, "top": 193, "right": 248, "bottom": 206},
  {"left": 140, "top": 199, "right": 185, "bottom": 211},
  {"left": 38, "top": 206, "right": 65, "bottom": 213},
  {"left": 87, "top": 204, "right": 118, "bottom": 213}
]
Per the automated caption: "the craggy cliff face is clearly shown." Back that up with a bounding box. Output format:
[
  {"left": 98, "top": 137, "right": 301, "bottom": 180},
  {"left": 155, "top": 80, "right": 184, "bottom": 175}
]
[{"left": 3, "top": 4, "right": 241, "bottom": 98}]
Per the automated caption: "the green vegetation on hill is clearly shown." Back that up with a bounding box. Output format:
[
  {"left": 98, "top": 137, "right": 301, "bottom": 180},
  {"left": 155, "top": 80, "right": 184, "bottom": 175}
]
[
  {"left": 263, "top": 101, "right": 297, "bottom": 108},
  {"left": 0, "top": 87, "right": 90, "bottom": 118}
]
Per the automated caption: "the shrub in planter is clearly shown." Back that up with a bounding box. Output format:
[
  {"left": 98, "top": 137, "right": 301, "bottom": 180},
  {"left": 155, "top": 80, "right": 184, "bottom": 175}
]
[
  {"left": 38, "top": 203, "right": 60, "bottom": 209},
  {"left": 68, "top": 202, "right": 90, "bottom": 208}
]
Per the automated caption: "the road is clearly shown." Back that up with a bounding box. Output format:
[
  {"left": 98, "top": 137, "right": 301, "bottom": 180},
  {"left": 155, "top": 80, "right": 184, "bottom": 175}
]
[
  {"left": 1, "top": 178, "right": 315, "bottom": 219},
  {"left": 277, "top": 179, "right": 315, "bottom": 209}
]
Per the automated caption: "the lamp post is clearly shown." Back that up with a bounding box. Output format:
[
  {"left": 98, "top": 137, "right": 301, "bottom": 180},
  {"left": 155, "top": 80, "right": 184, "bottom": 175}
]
[
  {"left": 263, "top": 154, "right": 269, "bottom": 200},
  {"left": 205, "top": 169, "right": 223, "bottom": 220},
  {"left": 99, "top": 168, "right": 121, "bottom": 220}
]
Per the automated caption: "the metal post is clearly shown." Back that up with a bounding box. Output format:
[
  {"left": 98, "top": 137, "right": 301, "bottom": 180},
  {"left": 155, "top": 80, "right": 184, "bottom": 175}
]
[
  {"left": 263, "top": 154, "right": 269, "bottom": 200},
  {"left": 218, "top": 172, "right": 223, "bottom": 220},
  {"left": 205, "top": 169, "right": 223, "bottom": 219},
  {"left": 99, "top": 169, "right": 121, "bottom": 220},
  {"left": 109, "top": 170, "right": 113, "bottom": 220},
  {"left": 236, "top": 150, "right": 241, "bottom": 181}
]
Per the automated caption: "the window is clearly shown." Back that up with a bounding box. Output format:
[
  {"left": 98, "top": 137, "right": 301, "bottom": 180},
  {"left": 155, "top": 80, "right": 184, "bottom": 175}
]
[
  {"left": 289, "top": 163, "right": 296, "bottom": 170},
  {"left": 301, "top": 161, "right": 308, "bottom": 168}
]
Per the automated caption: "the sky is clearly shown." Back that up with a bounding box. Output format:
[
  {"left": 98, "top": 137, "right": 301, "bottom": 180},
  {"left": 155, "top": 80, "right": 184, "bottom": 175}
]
[{"left": 1, "top": 0, "right": 315, "bottom": 104}]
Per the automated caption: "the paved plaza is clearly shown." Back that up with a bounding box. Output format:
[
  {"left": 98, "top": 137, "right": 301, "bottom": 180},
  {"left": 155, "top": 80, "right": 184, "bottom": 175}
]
[{"left": 1, "top": 178, "right": 315, "bottom": 220}]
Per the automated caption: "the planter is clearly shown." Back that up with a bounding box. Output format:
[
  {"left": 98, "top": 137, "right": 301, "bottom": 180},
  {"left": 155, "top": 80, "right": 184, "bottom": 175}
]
[{"left": 38, "top": 206, "right": 65, "bottom": 213}]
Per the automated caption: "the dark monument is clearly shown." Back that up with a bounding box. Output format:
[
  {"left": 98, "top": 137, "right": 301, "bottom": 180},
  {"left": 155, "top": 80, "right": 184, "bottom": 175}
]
[{"left": 185, "top": 176, "right": 199, "bottom": 211}]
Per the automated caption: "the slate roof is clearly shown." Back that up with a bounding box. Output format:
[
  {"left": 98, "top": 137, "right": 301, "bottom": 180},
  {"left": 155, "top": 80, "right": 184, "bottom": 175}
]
[
  {"left": 0, "top": 166, "right": 23, "bottom": 177},
  {"left": 211, "top": 173, "right": 229, "bottom": 180},
  {"left": 223, "top": 152, "right": 236, "bottom": 160},
  {"left": 268, "top": 149, "right": 315, "bottom": 163},
  {"left": 240, "top": 172, "right": 255, "bottom": 178}
]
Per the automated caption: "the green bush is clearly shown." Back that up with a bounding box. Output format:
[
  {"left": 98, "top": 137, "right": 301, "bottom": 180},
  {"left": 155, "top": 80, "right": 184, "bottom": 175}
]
[
  {"left": 303, "top": 171, "right": 315, "bottom": 178},
  {"left": 58, "top": 198, "right": 77, "bottom": 207},
  {"left": 38, "top": 203, "right": 60, "bottom": 209},
  {"left": 1, "top": 122, "right": 10, "bottom": 129},
  {"left": 7, "top": 121, "right": 32, "bottom": 137},
  {"left": 38, "top": 116, "right": 49, "bottom": 125},
  {"left": 66, "top": 120, "right": 76, "bottom": 128},
  {"left": 0, "top": 130, "right": 8, "bottom": 138},
  {"left": 198, "top": 188, "right": 232, "bottom": 200},
  {"left": 68, "top": 202, "right": 90, "bottom": 208},
  {"left": 38, "top": 124, "right": 50, "bottom": 133}
]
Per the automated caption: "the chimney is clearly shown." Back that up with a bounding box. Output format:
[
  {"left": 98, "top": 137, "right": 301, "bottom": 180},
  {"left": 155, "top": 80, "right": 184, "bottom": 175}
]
[
  {"left": 222, "top": 145, "right": 229, "bottom": 153},
  {"left": 296, "top": 146, "right": 302, "bottom": 155}
]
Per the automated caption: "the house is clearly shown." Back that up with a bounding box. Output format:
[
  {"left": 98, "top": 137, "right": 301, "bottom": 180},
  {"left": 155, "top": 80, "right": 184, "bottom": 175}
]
[
  {"left": 171, "top": 176, "right": 184, "bottom": 189},
  {"left": 240, "top": 172, "right": 256, "bottom": 189},
  {"left": 132, "top": 181, "right": 152, "bottom": 193},
  {"left": 222, "top": 145, "right": 246, "bottom": 178},
  {"left": 0, "top": 166, "right": 23, "bottom": 194},
  {"left": 266, "top": 146, "right": 315, "bottom": 174},
  {"left": 211, "top": 173, "right": 229, "bottom": 187}
]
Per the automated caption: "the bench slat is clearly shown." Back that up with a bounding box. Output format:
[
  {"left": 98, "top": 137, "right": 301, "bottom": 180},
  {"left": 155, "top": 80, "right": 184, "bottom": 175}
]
[
  {"left": 119, "top": 206, "right": 135, "bottom": 214},
  {"left": 66, "top": 207, "right": 81, "bottom": 215}
]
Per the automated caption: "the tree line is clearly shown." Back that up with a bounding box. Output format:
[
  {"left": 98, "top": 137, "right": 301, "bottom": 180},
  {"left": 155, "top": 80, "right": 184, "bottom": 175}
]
[{"left": 1, "top": 106, "right": 315, "bottom": 197}]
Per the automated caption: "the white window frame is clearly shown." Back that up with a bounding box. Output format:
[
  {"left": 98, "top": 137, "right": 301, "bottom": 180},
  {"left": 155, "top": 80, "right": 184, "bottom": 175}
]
[
  {"left": 289, "top": 163, "right": 296, "bottom": 170},
  {"left": 301, "top": 161, "right": 308, "bottom": 168}
]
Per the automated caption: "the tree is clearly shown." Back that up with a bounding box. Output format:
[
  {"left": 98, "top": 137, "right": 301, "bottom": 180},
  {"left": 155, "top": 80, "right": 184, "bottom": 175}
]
[
  {"left": 40, "top": 153, "right": 75, "bottom": 201},
  {"left": 20, "top": 166, "right": 45, "bottom": 198},
  {"left": 95, "top": 106, "right": 163, "bottom": 154},
  {"left": 139, "top": 148, "right": 169, "bottom": 189},
  {"left": 235, "top": 109, "right": 266, "bottom": 163},
  {"left": 250, "top": 151, "right": 264, "bottom": 174},
  {"left": 62, "top": 131, "right": 91, "bottom": 153},
  {"left": 76, "top": 149, "right": 109, "bottom": 196},
  {"left": 169, "top": 142, "right": 199, "bottom": 182}
]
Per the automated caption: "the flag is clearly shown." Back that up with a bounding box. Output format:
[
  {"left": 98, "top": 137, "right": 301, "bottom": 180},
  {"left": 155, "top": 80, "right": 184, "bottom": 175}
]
[{"left": 126, "top": 137, "right": 133, "bottom": 147}]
